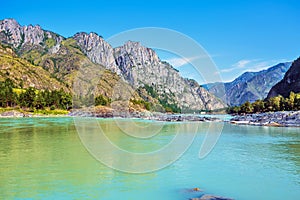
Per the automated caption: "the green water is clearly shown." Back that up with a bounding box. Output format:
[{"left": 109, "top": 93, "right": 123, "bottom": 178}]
[{"left": 0, "top": 117, "right": 299, "bottom": 199}]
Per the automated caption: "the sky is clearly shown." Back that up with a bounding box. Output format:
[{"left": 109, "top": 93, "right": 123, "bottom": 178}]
[{"left": 1, "top": 0, "right": 300, "bottom": 83}]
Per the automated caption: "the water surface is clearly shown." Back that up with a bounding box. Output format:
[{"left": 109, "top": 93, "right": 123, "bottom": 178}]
[{"left": 0, "top": 117, "right": 299, "bottom": 199}]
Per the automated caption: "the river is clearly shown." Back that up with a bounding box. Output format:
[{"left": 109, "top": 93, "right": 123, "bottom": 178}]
[{"left": 0, "top": 117, "right": 299, "bottom": 199}]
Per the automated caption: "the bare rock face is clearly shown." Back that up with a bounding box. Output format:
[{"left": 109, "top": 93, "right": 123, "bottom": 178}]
[
  {"left": 114, "top": 41, "right": 160, "bottom": 85},
  {"left": 22, "top": 25, "right": 44, "bottom": 45},
  {"left": 0, "top": 18, "right": 63, "bottom": 54},
  {"left": 73, "top": 32, "right": 121, "bottom": 74},
  {"left": 114, "top": 41, "right": 226, "bottom": 111},
  {"left": 186, "top": 79, "right": 225, "bottom": 110},
  {"left": 0, "top": 19, "right": 23, "bottom": 48}
]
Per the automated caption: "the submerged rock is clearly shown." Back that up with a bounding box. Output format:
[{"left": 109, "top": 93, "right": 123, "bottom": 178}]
[{"left": 191, "top": 194, "right": 233, "bottom": 200}]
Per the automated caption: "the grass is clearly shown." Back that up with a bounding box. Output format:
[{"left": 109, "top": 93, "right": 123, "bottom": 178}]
[
  {"left": 12, "top": 88, "right": 26, "bottom": 95},
  {"left": 33, "top": 109, "right": 69, "bottom": 115},
  {"left": 0, "top": 107, "right": 26, "bottom": 114},
  {"left": 45, "top": 38, "right": 56, "bottom": 48},
  {"left": 0, "top": 107, "right": 69, "bottom": 116}
]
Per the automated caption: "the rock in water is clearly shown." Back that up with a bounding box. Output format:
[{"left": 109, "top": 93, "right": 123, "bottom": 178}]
[{"left": 191, "top": 194, "right": 234, "bottom": 200}]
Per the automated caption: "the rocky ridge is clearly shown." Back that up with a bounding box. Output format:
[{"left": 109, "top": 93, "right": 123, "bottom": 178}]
[
  {"left": 0, "top": 18, "right": 63, "bottom": 55},
  {"left": 0, "top": 18, "right": 226, "bottom": 112}
]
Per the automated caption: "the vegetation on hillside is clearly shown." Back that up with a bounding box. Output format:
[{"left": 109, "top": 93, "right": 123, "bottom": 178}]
[
  {"left": 0, "top": 78, "right": 72, "bottom": 111},
  {"left": 228, "top": 92, "right": 300, "bottom": 114},
  {"left": 139, "top": 84, "right": 181, "bottom": 113},
  {"left": 0, "top": 44, "right": 69, "bottom": 91}
]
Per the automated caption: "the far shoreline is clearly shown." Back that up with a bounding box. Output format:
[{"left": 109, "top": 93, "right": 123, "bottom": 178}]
[
  {"left": 230, "top": 110, "right": 300, "bottom": 128},
  {"left": 1, "top": 108, "right": 300, "bottom": 128}
]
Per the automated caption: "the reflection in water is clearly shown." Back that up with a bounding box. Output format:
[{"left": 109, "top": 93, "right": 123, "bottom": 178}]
[{"left": 0, "top": 117, "right": 299, "bottom": 200}]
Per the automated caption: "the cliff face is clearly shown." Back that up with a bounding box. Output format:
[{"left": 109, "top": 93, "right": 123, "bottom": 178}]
[
  {"left": 268, "top": 58, "right": 300, "bottom": 98},
  {"left": 73, "top": 32, "right": 121, "bottom": 74},
  {"left": 0, "top": 19, "right": 63, "bottom": 55},
  {"left": 0, "top": 18, "right": 226, "bottom": 111},
  {"left": 113, "top": 41, "right": 225, "bottom": 110},
  {"left": 205, "top": 62, "right": 291, "bottom": 106}
]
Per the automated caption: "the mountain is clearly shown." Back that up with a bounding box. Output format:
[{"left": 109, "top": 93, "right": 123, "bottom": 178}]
[
  {"left": 268, "top": 57, "right": 300, "bottom": 98},
  {"left": 204, "top": 62, "right": 291, "bottom": 106},
  {"left": 112, "top": 41, "right": 225, "bottom": 111},
  {"left": 0, "top": 18, "right": 225, "bottom": 112},
  {"left": 0, "top": 44, "right": 68, "bottom": 91}
]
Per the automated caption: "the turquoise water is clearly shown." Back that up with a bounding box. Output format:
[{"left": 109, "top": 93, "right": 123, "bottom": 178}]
[{"left": 0, "top": 117, "right": 299, "bottom": 200}]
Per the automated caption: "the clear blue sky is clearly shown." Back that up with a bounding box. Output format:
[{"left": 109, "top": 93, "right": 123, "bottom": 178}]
[{"left": 1, "top": 0, "right": 300, "bottom": 83}]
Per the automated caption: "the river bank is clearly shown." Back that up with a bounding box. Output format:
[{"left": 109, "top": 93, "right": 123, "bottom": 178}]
[
  {"left": 68, "top": 107, "right": 223, "bottom": 122},
  {"left": 2, "top": 107, "right": 300, "bottom": 127},
  {"left": 230, "top": 111, "right": 300, "bottom": 127},
  {"left": 0, "top": 109, "right": 69, "bottom": 118},
  {"left": 0, "top": 107, "right": 223, "bottom": 122}
]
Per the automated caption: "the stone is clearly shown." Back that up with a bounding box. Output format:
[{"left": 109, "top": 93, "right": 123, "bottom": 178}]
[{"left": 191, "top": 194, "right": 234, "bottom": 200}]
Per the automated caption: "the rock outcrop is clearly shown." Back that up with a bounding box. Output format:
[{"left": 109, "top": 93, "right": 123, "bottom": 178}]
[
  {"left": 191, "top": 194, "right": 234, "bottom": 200},
  {"left": 113, "top": 41, "right": 226, "bottom": 111},
  {"left": 0, "top": 18, "right": 63, "bottom": 54},
  {"left": 73, "top": 32, "right": 121, "bottom": 74},
  {"left": 268, "top": 57, "right": 300, "bottom": 98}
]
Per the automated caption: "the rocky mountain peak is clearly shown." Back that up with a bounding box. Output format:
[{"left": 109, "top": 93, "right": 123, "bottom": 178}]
[
  {"left": 22, "top": 24, "right": 44, "bottom": 45},
  {"left": 0, "top": 18, "right": 22, "bottom": 48},
  {"left": 0, "top": 18, "right": 63, "bottom": 54},
  {"left": 73, "top": 32, "right": 120, "bottom": 74},
  {"left": 114, "top": 40, "right": 160, "bottom": 69},
  {"left": 1, "top": 18, "right": 20, "bottom": 28},
  {"left": 113, "top": 41, "right": 225, "bottom": 110}
]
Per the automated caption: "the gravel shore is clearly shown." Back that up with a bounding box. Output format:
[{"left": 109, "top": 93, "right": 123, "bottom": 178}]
[{"left": 230, "top": 111, "right": 300, "bottom": 127}]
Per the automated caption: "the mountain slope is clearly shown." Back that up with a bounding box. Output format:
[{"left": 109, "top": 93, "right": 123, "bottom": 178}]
[
  {"left": 72, "top": 33, "right": 226, "bottom": 111},
  {"left": 0, "top": 44, "right": 68, "bottom": 91},
  {"left": 268, "top": 57, "right": 300, "bottom": 98},
  {"left": 112, "top": 41, "right": 225, "bottom": 111},
  {"left": 204, "top": 62, "right": 291, "bottom": 106},
  {"left": 0, "top": 18, "right": 226, "bottom": 111}
]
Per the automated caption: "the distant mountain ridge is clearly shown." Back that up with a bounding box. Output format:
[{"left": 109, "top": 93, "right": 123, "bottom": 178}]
[
  {"left": 0, "top": 18, "right": 225, "bottom": 111},
  {"left": 268, "top": 57, "right": 300, "bottom": 98},
  {"left": 203, "top": 62, "right": 292, "bottom": 106}
]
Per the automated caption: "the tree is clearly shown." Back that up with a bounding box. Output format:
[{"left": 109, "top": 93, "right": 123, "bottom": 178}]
[
  {"left": 34, "top": 92, "right": 46, "bottom": 109},
  {"left": 59, "top": 90, "right": 72, "bottom": 110},
  {"left": 19, "top": 87, "right": 36, "bottom": 108},
  {"left": 288, "top": 92, "right": 296, "bottom": 110},
  {"left": 95, "top": 94, "right": 109, "bottom": 106},
  {"left": 266, "top": 96, "right": 281, "bottom": 111},
  {"left": 280, "top": 96, "right": 289, "bottom": 111},
  {"left": 0, "top": 78, "right": 17, "bottom": 107},
  {"left": 240, "top": 101, "right": 253, "bottom": 113},
  {"left": 252, "top": 100, "right": 265, "bottom": 113}
]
